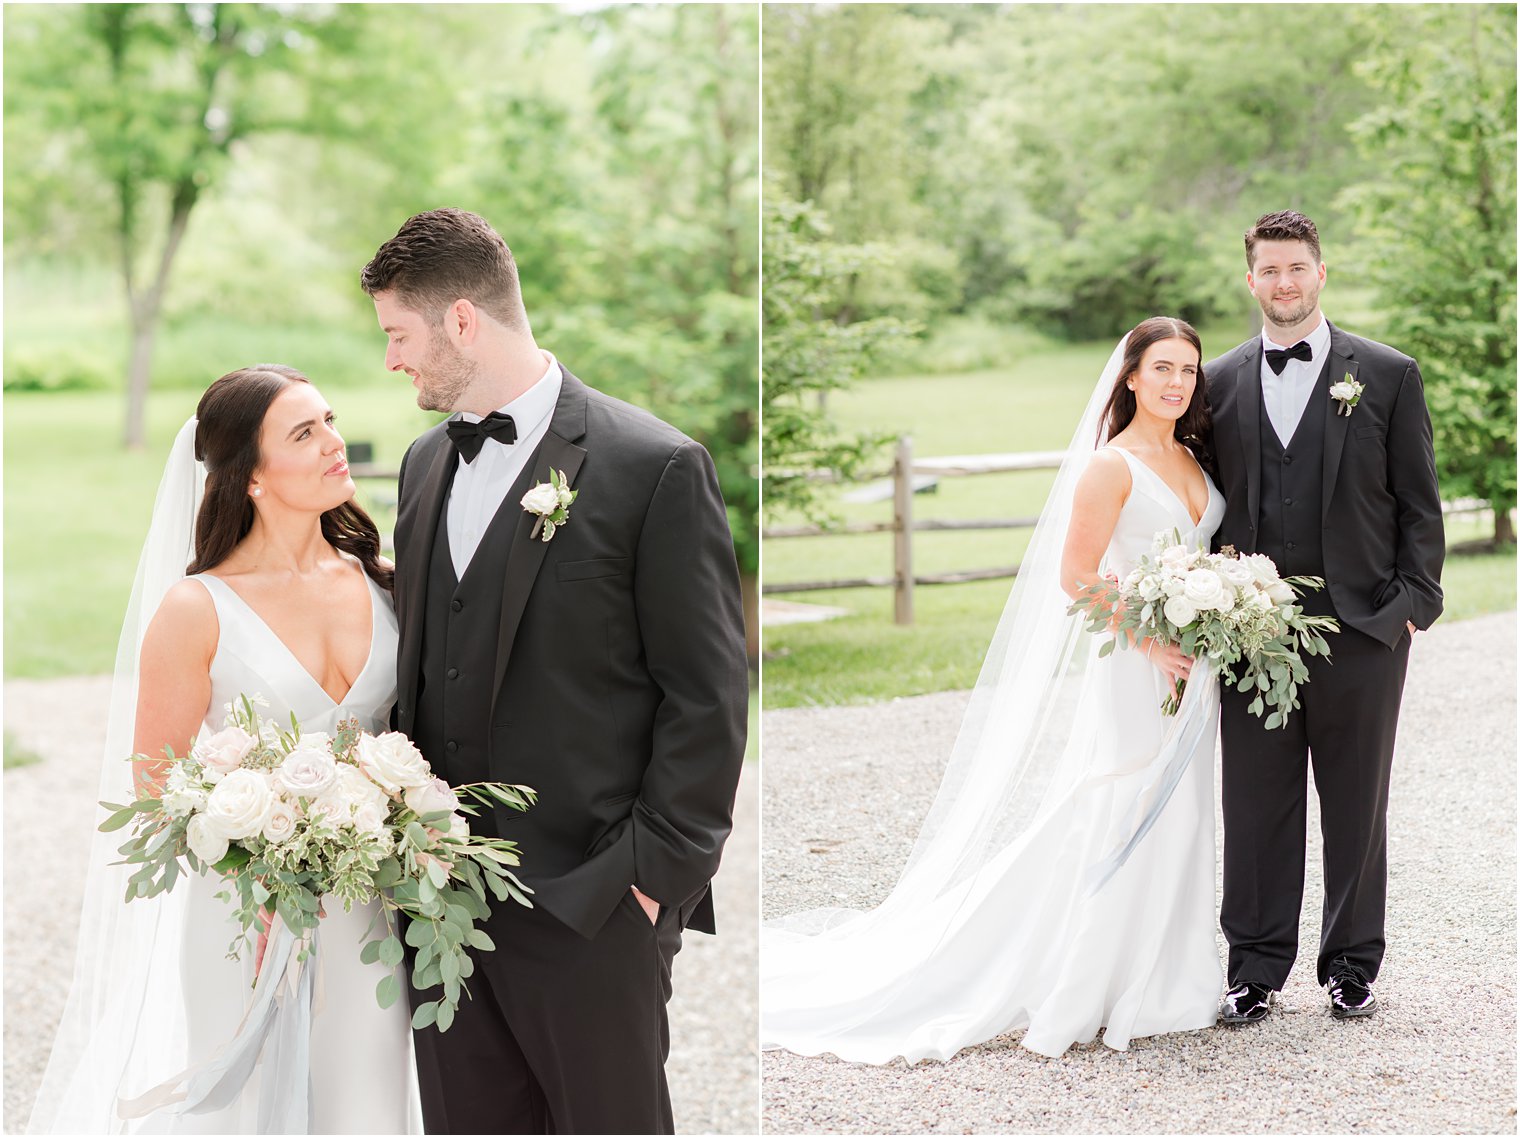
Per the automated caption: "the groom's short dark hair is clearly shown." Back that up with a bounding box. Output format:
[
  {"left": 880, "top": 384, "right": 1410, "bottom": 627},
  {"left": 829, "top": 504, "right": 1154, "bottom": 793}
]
[
  {"left": 361, "top": 208, "right": 528, "bottom": 332},
  {"left": 1244, "top": 210, "right": 1321, "bottom": 268}
]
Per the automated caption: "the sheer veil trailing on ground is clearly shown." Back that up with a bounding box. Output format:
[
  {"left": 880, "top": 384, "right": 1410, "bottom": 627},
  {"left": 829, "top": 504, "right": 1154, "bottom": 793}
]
[
  {"left": 760, "top": 334, "right": 1218, "bottom": 1056},
  {"left": 27, "top": 419, "right": 212, "bottom": 1134}
]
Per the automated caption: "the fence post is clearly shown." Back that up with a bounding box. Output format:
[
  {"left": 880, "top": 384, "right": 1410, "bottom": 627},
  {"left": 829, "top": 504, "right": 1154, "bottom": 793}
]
[{"left": 894, "top": 435, "right": 914, "bottom": 626}]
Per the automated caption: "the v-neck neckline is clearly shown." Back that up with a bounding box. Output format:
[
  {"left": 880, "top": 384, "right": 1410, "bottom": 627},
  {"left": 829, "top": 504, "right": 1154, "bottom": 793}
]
[
  {"left": 200, "top": 562, "right": 379, "bottom": 707},
  {"left": 1111, "top": 446, "right": 1209, "bottom": 528}
]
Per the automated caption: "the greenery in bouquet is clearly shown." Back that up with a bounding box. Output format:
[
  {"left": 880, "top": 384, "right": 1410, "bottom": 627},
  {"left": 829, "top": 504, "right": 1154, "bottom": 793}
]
[
  {"left": 1069, "top": 531, "right": 1340, "bottom": 728},
  {"left": 101, "top": 694, "right": 537, "bottom": 1032}
]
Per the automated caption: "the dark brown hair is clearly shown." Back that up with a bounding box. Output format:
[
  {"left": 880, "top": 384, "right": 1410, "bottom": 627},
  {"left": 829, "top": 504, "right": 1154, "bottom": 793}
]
[
  {"left": 1244, "top": 210, "right": 1321, "bottom": 269},
  {"left": 188, "top": 365, "right": 393, "bottom": 591},
  {"left": 360, "top": 208, "right": 527, "bottom": 332},
  {"left": 1097, "top": 316, "right": 1212, "bottom": 468}
]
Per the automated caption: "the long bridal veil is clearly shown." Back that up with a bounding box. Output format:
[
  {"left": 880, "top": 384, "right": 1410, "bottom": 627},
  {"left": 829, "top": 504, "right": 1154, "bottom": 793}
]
[
  {"left": 760, "top": 333, "right": 1216, "bottom": 1054},
  {"left": 27, "top": 420, "right": 211, "bottom": 1134}
]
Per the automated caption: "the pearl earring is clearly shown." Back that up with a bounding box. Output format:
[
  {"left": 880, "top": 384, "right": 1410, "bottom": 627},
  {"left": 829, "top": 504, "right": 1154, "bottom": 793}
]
[{"left": 251, "top": 487, "right": 263, "bottom": 498}]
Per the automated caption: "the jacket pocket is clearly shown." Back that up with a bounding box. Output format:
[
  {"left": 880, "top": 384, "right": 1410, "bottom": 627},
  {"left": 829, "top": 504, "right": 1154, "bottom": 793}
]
[
  {"left": 1354, "top": 426, "right": 1384, "bottom": 441},
  {"left": 556, "top": 557, "right": 628, "bottom": 583}
]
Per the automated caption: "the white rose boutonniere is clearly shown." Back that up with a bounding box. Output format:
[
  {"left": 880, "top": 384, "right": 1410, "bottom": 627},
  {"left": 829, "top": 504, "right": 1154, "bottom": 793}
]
[
  {"left": 1330, "top": 373, "right": 1364, "bottom": 416},
  {"left": 521, "top": 468, "right": 578, "bottom": 542}
]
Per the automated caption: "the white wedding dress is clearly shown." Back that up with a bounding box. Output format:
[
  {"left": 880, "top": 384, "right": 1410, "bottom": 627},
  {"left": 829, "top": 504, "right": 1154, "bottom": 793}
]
[
  {"left": 761, "top": 446, "right": 1226, "bottom": 1062},
  {"left": 153, "top": 567, "right": 420, "bottom": 1133}
]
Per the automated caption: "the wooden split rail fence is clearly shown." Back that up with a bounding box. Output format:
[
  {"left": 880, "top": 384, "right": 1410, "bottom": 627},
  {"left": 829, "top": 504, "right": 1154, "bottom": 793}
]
[{"left": 763, "top": 436, "right": 1495, "bottom": 627}]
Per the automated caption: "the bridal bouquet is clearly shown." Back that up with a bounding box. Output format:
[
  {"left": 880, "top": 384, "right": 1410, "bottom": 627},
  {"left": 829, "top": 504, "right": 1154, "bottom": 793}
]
[
  {"left": 1069, "top": 532, "right": 1340, "bottom": 727},
  {"left": 101, "top": 694, "right": 536, "bottom": 1032}
]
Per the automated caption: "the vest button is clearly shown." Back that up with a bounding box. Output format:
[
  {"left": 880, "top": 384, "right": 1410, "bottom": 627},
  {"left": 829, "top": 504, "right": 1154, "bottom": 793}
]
[
  {"left": 447, "top": 667, "right": 459, "bottom": 680},
  {"left": 446, "top": 740, "right": 459, "bottom": 753},
  {"left": 1284, "top": 497, "right": 1293, "bottom": 506},
  {"left": 1283, "top": 454, "right": 1293, "bottom": 465},
  {"left": 1286, "top": 541, "right": 1297, "bottom": 551},
  {"left": 451, "top": 599, "right": 464, "bottom": 612}
]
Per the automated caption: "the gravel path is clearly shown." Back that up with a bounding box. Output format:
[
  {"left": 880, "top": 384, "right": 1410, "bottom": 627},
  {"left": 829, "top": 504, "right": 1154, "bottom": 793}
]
[
  {"left": 2, "top": 677, "right": 758, "bottom": 1135},
  {"left": 762, "top": 612, "right": 1517, "bottom": 1134}
]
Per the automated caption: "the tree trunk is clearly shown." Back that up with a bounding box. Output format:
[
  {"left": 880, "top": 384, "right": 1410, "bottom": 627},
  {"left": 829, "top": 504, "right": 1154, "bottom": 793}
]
[
  {"left": 1494, "top": 508, "right": 1515, "bottom": 546},
  {"left": 121, "top": 183, "right": 198, "bottom": 449}
]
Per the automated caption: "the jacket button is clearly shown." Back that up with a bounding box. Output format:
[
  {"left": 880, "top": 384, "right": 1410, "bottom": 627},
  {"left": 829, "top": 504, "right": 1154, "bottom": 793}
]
[
  {"left": 447, "top": 667, "right": 459, "bottom": 680},
  {"left": 1284, "top": 497, "right": 1293, "bottom": 506},
  {"left": 1286, "top": 541, "right": 1297, "bottom": 551},
  {"left": 451, "top": 599, "right": 464, "bottom": 612},
  {"left": 446, "top": 740, "right": 459, "bottom": 753}
]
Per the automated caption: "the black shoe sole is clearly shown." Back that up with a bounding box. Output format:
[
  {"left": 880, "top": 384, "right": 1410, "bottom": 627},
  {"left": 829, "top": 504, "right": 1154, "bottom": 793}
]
[
  {"left": 1330, "top": 998, "right": 1377, "bottom": 1020},
  {"left": 1219, "top": 1007, "right": 1271, "bottom": 1026}
]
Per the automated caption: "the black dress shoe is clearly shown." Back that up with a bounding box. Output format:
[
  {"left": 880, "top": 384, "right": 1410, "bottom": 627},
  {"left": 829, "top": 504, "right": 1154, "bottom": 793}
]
[
  {"left": 1220, "top": 981, "right": 1275, "bottom": 1025},
  {"left": 1328, "top": 968, "right": 1377, "bottom": 1019}
]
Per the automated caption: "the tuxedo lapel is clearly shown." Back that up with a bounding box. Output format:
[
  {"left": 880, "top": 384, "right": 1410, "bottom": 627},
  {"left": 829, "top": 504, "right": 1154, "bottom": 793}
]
[
  {"left": 398, "top": 437, "right": 457, "bottom": 719},
  {"left": 1233, "top": 343, "right": 1263, "bottom": 539},
  {"left": 490, "top": 370, "right": 590, "bottom": 718},
  {"left": 1322, "top": 324, "right": 1357, "bottom": 524}
]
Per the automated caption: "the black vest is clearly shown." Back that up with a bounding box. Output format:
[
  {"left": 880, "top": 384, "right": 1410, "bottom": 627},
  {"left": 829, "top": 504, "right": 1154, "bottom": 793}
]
[
  {"left": 1256, "top": 359, "right": 1329, "bottom": 582},
  {"left": 413, "top": 489, "right": 516, "bottom": 799}
]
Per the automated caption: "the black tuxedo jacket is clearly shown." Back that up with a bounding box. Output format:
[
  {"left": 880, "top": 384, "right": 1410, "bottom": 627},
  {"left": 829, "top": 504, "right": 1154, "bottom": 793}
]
[
  {"left": 392, "top": 367, "right": 748, "bottom": 939},
  {"left": 1204, "top": 323, "right": 1445, "bottom": 648}
]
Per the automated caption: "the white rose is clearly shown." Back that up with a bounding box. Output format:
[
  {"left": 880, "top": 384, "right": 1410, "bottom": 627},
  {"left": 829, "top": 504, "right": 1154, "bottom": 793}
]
[
  {"left": 357, "top": 733, "right": 432, "bottom": 793},
  {"left": 521, "top": 483, "right": 560, "bottom": 515},
  {"left": 1137, "top": 574, "right": 1163, "bottom": 602},
  {"left": 1163, "top": 595, "right": 1198, "bottom": 628},
  {"left": 274, "top": 746, "right": 337, "bottom": 798},
  {"left": 1160, "top": 545, "right": 1191, "bottom": 571},
  {"left": 1182, "top": 567, "right": 1227, "bottom": 612},
  {"left": 1216, "top": 559, "right": 1255, "bottom": 589},
  {"left": 1241, "top": 554, "right": 1279, "bottom": 587},
  {"left": 204, "top": 768, "right": 273, "bottom": 840},
  {"left": 1267, "top": 580, "right": 1297, "bottom": 605},
  {"left": 262, "top": 798, "right": 299, "bottom": 844},
  {"left": 313, "top": 763, "right": 390, "bottom": 827},
  {"left": 187, "top": 814, "right": 230, "bottom": 865},
  {"left": 349, "top": 798, "right": 389, "bottom": 836},
  {"left": 192, "top": 726, "right": 257, "bottom": 777},
  {"left": 1247, "top": 589, "right": 1274, "bottom": 612},
  {"left": 1161, "top": 573, "right": 1187, "bottom": 598},
  {"left": 1330, "top": 381, "right": 1357, "bottom": 401},
  {"left": 405, "top": 776, "right": 461, "bottom": 818}
]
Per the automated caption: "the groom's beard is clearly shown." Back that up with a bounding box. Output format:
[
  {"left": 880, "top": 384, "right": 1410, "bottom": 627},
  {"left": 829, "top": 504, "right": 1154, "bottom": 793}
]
[
  {"left": 1257, "top": 288, "right": 1320, "bottom": 331},
  {"left": 416, "top": 336, "right": 479, "bottom": 413}
]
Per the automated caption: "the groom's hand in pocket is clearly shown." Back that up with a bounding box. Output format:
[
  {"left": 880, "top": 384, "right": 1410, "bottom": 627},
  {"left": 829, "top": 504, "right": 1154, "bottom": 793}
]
[{"left": 631, "top": 886, "right": 660, "bottom": 925}]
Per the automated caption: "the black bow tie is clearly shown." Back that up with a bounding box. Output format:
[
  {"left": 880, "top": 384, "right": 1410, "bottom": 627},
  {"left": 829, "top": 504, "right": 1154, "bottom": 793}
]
[
  {"left": 446, "top": 412, "right": 518, "bottom": 463},
  {"left": 1264, "top": 340, "right": 1314, "bottom": 375}
]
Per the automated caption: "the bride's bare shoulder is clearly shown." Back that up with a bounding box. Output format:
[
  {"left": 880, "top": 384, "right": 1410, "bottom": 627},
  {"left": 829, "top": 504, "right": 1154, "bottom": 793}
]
[{"left": 145, "top": 578, "right": 220, "bottom": 647}]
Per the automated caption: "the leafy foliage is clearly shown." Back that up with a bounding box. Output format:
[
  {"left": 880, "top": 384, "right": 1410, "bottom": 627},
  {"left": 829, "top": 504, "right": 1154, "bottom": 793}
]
[
  {"left": 762, "top": 195, "right": 915, "bottom": 525},
  {"left": 1338, "top": 4, "right": 1517, "bottom": 542}
]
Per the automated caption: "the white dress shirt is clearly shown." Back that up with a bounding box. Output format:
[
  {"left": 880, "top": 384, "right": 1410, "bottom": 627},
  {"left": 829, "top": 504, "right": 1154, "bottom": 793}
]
[
  {"left": 1258, "top": 317, "right": 1331, "bottom": 447},
  {"left": 446, "top": 352, "right": 562, "bottom": 577}
]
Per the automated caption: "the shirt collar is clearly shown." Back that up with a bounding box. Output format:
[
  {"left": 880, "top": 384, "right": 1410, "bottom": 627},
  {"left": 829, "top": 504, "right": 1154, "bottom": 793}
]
[
  {"left": 1260, "top": 316, "right": 1330, "bottom": 362},
  {"left": 457, "top": 351, "right": 561, "bottom": 436}
]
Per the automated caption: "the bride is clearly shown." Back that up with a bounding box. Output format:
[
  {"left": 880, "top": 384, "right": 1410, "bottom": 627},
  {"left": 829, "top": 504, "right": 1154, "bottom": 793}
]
[
  {"left": 761, "top": 317, "right": 1225, "bottom": 1062},
  {"left": 27, "top": 365, "right": 420, "bottom": 1133}
]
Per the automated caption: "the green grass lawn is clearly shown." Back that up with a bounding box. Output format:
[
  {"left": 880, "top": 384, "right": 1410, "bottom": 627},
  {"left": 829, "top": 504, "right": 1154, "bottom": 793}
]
[
  {"left": 4, "top": 387, "right": 441, "bottom": 678},
  {"left": 762, "top": 334, "right": 1516, "bottom": 709}
]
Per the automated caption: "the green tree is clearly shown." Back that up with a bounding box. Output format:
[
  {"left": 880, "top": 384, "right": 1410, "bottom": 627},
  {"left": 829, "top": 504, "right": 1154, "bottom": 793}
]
[
  {"left": 3, "top": 3, "right": 455, "bottom": 447},
  {"left": 1340, "top": 4, "right": 1517, "bottom": 544},
  {"left": 763, "top": 193, "right": 916, "bottom": 525}
]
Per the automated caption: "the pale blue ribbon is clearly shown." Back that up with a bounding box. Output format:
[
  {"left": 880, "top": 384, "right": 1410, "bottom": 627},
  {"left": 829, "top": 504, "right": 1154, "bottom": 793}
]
[
  {"left": 1083, "top": 668, "right": 1218, "bottom": 896},
  {"left": 117, "top": 918, "right": 316, "bottom": 1133}
]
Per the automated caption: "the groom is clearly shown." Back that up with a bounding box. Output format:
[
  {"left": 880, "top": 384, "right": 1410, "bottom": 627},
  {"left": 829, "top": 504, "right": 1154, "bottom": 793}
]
[
  {"left": 1205, "top": 210, "right": 1444, "bottom": 1025},
  {"left": 362, "top": 208, "right": 748, "bottom": 1133}
]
